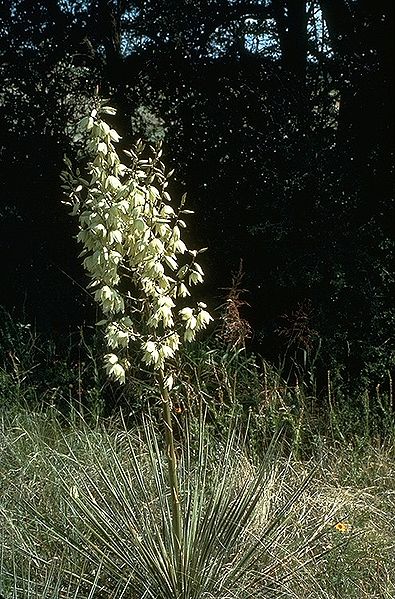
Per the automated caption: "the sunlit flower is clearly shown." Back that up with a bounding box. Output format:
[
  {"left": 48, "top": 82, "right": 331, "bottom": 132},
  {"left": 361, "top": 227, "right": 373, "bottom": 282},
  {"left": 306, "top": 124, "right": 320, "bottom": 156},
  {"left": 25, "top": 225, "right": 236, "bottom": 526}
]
[
  {"left": 103, "top": 353, "right": 126, "bottom": 383},
  {"left": 63, "top": 102, "right": 213, "bottom": 383},
  {"left": 334, "top": 521, "right": 352, "bottom": 533}
]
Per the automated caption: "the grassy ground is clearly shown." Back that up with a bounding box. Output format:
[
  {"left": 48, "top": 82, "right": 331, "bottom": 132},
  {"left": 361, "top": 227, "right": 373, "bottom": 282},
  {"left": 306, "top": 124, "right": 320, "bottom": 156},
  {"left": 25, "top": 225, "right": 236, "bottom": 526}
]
[
  {"left": 0, "top": 404, "right": 394, "bottom": 598},
  {"left": 0, "top": 312, "right": 394, "bottom": 597}
]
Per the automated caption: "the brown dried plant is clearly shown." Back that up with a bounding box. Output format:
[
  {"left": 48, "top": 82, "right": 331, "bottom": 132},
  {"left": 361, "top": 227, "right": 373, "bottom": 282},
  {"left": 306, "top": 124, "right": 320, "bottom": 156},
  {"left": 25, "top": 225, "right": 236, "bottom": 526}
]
[
  {"left": 218, "top": 261, "right": 252, "bottom": 349},
  {"left": 277, "top": 300, "right": 318, "bottom": 350}
]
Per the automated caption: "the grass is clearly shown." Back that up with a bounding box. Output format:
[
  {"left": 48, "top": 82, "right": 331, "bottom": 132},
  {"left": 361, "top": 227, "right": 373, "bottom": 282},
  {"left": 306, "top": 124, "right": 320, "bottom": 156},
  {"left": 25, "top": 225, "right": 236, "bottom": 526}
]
[
  {"left": 0, "top": 405, "right": 394, "bottom": 598},
  {"left": 0, "top": 311, "right": 394, "bottom": 597}
]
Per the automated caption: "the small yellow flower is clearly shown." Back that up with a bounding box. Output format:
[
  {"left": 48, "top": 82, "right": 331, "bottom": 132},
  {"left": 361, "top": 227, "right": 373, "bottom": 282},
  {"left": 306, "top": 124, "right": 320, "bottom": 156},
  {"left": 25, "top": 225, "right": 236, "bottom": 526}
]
[{"left": 334, "top": 521, "right": 352, "bottom": 533}]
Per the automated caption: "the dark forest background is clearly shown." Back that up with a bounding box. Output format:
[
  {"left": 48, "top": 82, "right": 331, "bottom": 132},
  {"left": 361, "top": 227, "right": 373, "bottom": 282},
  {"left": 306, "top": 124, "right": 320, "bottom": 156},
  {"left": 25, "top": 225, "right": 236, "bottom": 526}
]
[{"left": 0, "top": 0, "right": 393, "bottom": 394}]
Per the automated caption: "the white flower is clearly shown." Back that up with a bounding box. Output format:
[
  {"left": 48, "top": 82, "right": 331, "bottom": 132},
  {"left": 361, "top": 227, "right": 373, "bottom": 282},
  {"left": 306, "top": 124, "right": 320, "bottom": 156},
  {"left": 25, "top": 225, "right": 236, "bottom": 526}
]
[
  {"left": 196, "top": 309, "right": 213, "bottom": 329},
  {"left": 108, "top": 229, "right": 123, "bottom": 245},
  {"left": 95, "top": 286, "right": 125, "bottom": 314},
  {"left": 175, "top": 239, "right": 187, "bottom": 254},
  {"left": 103, "top": 353, "right": 126, "bottom": 384},
  {"left": 109, "top": 129, "right": 121, "bottom": 142},
  {"left": 184, "top": 328, "right": 196, "bottom": 342},
  {"left": 97, "top": 142, "right": 108, "bottom": 154},
  {"left": 158, "top": 295, "right": 175, "bottom": 309},
  {"left": 100, "top": 106, "right": 117, "bottom": 115},
  {"left": 100, "top": 122, "right": 111, "bottom": 136},
  {"left": 109, "top": 362, "right": 126, "bottom": 383},
  {"left": 177, "top": 283, "right": 190, "bottom": 298},
  {"left": 167, "top": 332, "right": 180, "bottom": 352},
  {"left": 63, "top": 103, "right": 214, "bottom": 383},
  {"left": 92, "top": 224, "right": 107, "bottom": 238},
  {"left": 189, "top": 270, "right": 203, "bottom": 285},
  {"left": 179, "top": 307, "right": 193, "bottom": 320},
  {"left": 104, "top": 353, "right": 118, "bottom": 365},
  {"left": 105, "top": 322, "right": 130, "bottom": 348},
  {"left": 159, "top": 344, "right": 175, "bottom": 359},
  {"left": 164, "top": 255, "right": 178, "bottom": 270},
  {"left": 164, "top": 373, "right": 174, "bottom": 390},
  {"left": 160, "top": 205, "right": 175, "bottom": 217},
  {"left": 106, "top": 175, "right": 122, "bottom": 190},
  {"left": 148, "top": 238, "right": 164, "bottom": 254},
  {"left": 172, "top": 226, "right": 181, "bottom": 241},
  {"left": 142, "top": 341, "right": 160, "bottom": 367},
  {"left": 77, "top": 116, "right": 94, "bottom": 131},
  {"left": 187, "top": 315, "right": 197, "bottom": 330}
]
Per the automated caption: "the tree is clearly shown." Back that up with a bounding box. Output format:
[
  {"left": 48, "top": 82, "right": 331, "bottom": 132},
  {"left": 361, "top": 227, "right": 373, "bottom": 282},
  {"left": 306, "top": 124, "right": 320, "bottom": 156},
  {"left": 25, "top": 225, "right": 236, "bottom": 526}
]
[{"left": 0, "top": 0, "right": 393, "bottom": 389}]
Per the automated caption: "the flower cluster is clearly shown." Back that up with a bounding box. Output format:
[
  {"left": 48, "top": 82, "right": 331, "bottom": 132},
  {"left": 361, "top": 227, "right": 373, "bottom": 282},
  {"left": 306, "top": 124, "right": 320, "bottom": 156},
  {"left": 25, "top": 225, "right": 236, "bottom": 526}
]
[{"left": 62, "top": 103, "right": 212, "bottom": 383}]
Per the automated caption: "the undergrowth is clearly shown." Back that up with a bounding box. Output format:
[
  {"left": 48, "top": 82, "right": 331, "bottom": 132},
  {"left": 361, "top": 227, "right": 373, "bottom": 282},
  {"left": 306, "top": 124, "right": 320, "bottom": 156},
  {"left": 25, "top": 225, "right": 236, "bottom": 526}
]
[
  {"left": 0, "top": 309, "right": 394, "bottom": 597},
  {"left": 0, "top": 307, "right": 393, "bottom": 453},
  {"left": 0, "top": 405, "right": 394, "bottom": 598}
]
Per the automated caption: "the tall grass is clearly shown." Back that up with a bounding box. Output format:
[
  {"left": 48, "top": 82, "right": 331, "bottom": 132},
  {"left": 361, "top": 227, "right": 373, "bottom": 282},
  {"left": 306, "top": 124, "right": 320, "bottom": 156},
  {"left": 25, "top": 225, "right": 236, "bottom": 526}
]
[
  {"left": 1, "top": 406, "right": 394, "bottom": 598},
  {"left": 0, "top": 310, "right": 394, "bottom": 597},
  {"left": 1, "top": 307, "right": 393, "bottom": 450}
]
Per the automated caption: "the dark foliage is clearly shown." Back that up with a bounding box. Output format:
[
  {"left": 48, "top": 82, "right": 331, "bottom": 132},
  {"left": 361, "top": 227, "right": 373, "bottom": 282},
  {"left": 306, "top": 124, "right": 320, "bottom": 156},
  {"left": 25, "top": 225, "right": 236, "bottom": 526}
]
[{"left": 0, "top": 0, "right": 393, "bottom": 393}]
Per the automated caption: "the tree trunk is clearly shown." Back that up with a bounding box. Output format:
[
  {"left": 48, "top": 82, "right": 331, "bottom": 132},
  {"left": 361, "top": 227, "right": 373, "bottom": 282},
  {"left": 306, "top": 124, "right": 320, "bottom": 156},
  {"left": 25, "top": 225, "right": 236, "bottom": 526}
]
[
  {"left": 272, "top": 0, "right": 308, "bottom": 83},
  {"left": 320, "top": 0, "right": 394, "bottom": 170}
]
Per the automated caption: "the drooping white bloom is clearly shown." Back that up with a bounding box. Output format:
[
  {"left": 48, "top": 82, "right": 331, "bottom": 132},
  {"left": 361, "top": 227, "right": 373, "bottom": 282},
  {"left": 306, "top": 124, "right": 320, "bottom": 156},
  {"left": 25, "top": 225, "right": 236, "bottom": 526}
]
[
  {"left": 179, "top": 307, "right": 193, "bottom": 320},
  {"left": 196, "top": 309, "right": 213, "bottom": 330},
  {"left": 62, "top": 102, "right": 213, "bottom": 384},
  {"left": 103, "top": 353, "right": 126, "bottom": 384}
]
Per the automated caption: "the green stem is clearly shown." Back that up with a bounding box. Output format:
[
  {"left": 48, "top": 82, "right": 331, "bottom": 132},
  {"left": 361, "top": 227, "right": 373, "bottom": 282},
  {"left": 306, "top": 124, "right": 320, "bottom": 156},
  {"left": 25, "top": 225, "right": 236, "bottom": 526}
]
[{"left": 158, "top": 370, "right": 183, "bottom": 586}]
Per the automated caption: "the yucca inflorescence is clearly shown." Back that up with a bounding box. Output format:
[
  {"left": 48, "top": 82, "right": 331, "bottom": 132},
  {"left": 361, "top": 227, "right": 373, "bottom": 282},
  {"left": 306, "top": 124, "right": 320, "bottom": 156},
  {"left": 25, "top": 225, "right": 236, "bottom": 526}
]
[{"left": 61, "top": 102, "right": 212, "bottom": 387}]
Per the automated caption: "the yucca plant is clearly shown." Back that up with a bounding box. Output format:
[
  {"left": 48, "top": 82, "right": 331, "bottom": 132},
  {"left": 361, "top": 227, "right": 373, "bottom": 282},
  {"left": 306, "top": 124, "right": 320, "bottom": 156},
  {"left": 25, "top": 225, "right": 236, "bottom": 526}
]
[
  {"left": 58, "top": 100, "right": 345, "bottom": 598},
  {"left": 14, "top": 414, "right": 335, "bottom": 599},
  {"left": 0, "top": 101, "right": 346, "bottom": 599},
  {"left": 60, "top": 99, "right": 216, "bottom": 594},
  {"left": 3, "top": 403, "right": 393, "bottom": 599}
]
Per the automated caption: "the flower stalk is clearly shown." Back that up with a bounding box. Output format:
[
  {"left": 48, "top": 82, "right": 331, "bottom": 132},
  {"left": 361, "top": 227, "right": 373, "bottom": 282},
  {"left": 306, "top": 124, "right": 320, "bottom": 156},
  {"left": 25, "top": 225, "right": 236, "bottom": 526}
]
[
  {"left": 158, "top": 369, "right": 183, "bottom": 578},
  {"left": 61, "top": 100, "right": 212, "bottom": 591}
]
